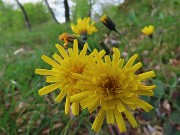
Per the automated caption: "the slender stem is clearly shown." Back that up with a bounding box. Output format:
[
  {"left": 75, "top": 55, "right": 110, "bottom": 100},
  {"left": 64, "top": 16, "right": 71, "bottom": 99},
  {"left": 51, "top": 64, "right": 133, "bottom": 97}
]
[
  {"left": 156, "top": 35, "right": 168, "bottom": 83},
  {"left": 114, "top": 29, "right": 131, "bottom": 58},
  {"left": 157, "top": 35, "right": 163, "bottom": 64},
  {"left": 156, "top": 35, "right": 172, "bottom": 97}
]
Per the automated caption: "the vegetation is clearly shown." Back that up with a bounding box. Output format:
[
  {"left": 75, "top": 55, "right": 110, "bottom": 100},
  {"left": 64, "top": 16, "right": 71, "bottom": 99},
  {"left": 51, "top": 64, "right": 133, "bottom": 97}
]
[{"left": 0, "top": 0, "right": 179, "bottom": 134}]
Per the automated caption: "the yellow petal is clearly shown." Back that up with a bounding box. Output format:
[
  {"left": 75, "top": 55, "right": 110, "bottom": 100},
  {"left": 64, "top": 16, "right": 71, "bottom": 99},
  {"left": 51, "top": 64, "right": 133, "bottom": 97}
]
[
  {"left": 52, "top": 53, "right": 63, "bottom": 64},
  {"left": 102, "top": 100, "right": 115, "bottom": 110},
  {"left": 127, "top": 104, "right": 137, "bottom": 110},
  {"left": 60, "top": 79, "right": 69, "bottom": 90},
  {"left": 88, "top": 99, "right": 100, "bottom": 113},
  {"left": 91, "top": 108, "right": 106, "bottom": 132},
  {"left": 121, "top": 97, "right": 135, "bottom": 105},
  {"left": 114, "top": 108, "right": 126, "bottom": 132},
  {"left": 80, "top": 94, "right": 98, "bottom": 109},
  {"left": 71, "top": 23, "right": 79, "bottom": 34},
  {"left": 112, "top": 48, "right": 120, "bottom": 66},
  {"left": 55, "top": 44, "right": 69, "bottom": 58},
  {"left": 124, "top": 111, "right": 138, "bottom": 128},
  {"left": 72, "top": 102, "right": 79, "bottom": 115},
  {"left": 137, "top": 71, "right": 156, "bottom": 80},
  {"left": 142, "top": 27, "right": 148, "bottom": 34},
  {"left": 132, "top": 98, "right": 154, "bottom": 112},
  {"left": 73, "top": 39, "right": 79, "bottom": 56},
  {"left": 65, "top": 92, "right": 70, "bottom": 114},
  {"left": 35, "top": 69, "right": 58, "bottom": 76},
  {"left": 129, "top": 62, "right": 142, "bottom": 72},
  {"left": 55, "top": 85, "right": 70, "bottom": 103},
  {"left": 94, "top": 49, "right": 104, "bottom": 64},
  {"left": 70, "top": 91, "right": 94, "bottom": 102},
  {"left": 105, "top": 55, "right": 111, "bottom": 66},
  {"left": 86, "top": 57, "right": 100, "bottom": 72},
  {"left": 124, "top": 54, "right": 138, "bottom": 69},
  {"left": 41, "top": 55, "right": 61, "bottom": 69},
  {"left": 80, "top": 43, "right": 88, "bottom": 57},
  {"left": 46, "top": 76, "right": 63, "bottom": 82},
  {"left": 107, "top": 109, "right": 115, "bottom": 124},
  {"left": 98, "top": 50, "right": 106, "bottom": 58},
  {"left": 119, "top": 59, "right": 124, "bottom": 69},
  {"left": 75, "top": 83, "right": 94, "bottom": 90},
  {"left": 116, "top": 100, "right": 126, "bottom": 112},
  {"left": 131, "top": 90, "right": 154, "bottom": 96},
  {"left": 68, "top": 48, "right": 74, "bottom": 57},
  {"left": 38, "top": 82, "right": 61, "bottom": 95},
  {"left": 71, "top": 73, "right": 92, "bottom": 82},
  {"left": 138, "top": 84, "right": 156, "bottom": 90}
]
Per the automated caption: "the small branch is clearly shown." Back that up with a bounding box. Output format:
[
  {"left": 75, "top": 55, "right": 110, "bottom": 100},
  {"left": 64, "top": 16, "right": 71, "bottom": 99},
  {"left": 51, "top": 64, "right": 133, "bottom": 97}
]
[{"left": 114, "top": 29, "right": 131, "bottom": 58}]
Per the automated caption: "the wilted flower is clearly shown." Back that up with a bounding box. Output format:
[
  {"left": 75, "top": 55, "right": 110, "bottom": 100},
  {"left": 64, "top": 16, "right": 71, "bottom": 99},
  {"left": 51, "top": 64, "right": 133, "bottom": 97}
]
[
  {"left": 100, "top": 15, "right": 116, "bottom": 31},
  {"left": 70, "top": 48, "right": 156, "bottom": 132},
  {"left": 59, "top": 33, "right": 76, "bottom": 48},
  {"left": 142, "top": 25, "right": 154, "bottom": 38},
  {"left": 100, "top": 15, "right": 130, "bottom": 54},
  {"left": 35, "top": 39, "right": 105, "bottom": 115},
  {"left": 71, "top": 17, "right": 98, "bottom": 40}
]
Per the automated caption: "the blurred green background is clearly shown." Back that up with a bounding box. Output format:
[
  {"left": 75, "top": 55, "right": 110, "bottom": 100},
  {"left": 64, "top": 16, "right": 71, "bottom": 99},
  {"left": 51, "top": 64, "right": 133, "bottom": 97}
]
[{"left": 0, "top": 0, "right": 179, "bottom": 134}]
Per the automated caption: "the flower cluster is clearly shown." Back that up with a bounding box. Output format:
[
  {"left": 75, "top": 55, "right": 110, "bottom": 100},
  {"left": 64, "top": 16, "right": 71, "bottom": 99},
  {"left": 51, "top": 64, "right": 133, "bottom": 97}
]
[
  {"left": 35, "top": 39, "right": 105, "bottom": 115},
  {"left": 35, "top": 15, "right": 156, "bottom": 133}
]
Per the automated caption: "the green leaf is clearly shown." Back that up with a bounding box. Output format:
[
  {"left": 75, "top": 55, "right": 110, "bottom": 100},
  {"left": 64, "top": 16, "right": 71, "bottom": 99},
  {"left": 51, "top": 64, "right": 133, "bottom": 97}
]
[
  {"left": 164, "top": 120, "right": 180, "bottom": 135},
  {"left": 175, "top": 94, "right": 180, "bottom": 108},
  {"left": 170, "top": 111, "right": 180, "bottom": 125},
  {"left": 141, "top": 110, "right": 156, "bottom": 121},
  {"left": 141, "top": 96, "right": 151, "bottom": 102},
  {"left": 128, "top": 9, "right": 139, "bottom": 25},
  {"left": 164, "top": 121, "right": 173, "bottom": 135},
  {"left": 159, "top": 12, "right": 164, "bottom": 20},
  {"left": 169, "top": 75, "right": 177, "bottom": 88},
  {"left": 153, "top": 80, "right": 165, "bottom": 98}
]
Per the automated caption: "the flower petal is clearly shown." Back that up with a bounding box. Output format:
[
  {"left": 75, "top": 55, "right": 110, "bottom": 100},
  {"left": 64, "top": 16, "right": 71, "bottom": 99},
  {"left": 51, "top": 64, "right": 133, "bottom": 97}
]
[
  {"left": 114, "top": 108, "right": 126, "bottom": 132},
  {"left": 38, "top": 82, "right": 61, "bottom": 95},
  {"left": 123, "top": 54, "right": 138, "bottom": 69},
  {"left": 107, "top": 109, "right": 115, "bottom": 124},
  {"left": 35, "top": 69, "right": 58, "bottom": 76},
  {"left": 91, "top": 108, "right": 106, "bottom": 132},
  {"left": 70, "top": 91, "right": 94, "bottom": 102},
  {"left": 41, "top": 55, "right": 61, "bottom": 69},
  {"left": 55, "top": 44, "right": 69, "bottom": 58},
  {"left": 124, "top": 110, "right": 138, "bottom": 128},
  {"left": 65, "top": 92, "right": 70, "bottom": 114},
  {"left": 72, "top": 102, "right": 79, "bottom": 115}
]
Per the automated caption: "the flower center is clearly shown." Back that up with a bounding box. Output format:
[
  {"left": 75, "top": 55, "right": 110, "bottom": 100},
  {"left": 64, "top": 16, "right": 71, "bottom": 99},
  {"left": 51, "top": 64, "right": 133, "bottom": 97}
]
[
  {"left": 73, "top": 64, "right": 85, "bottom": 74},
  {"left": 98, "top": 76, "right": 121, "bottom": 99}
]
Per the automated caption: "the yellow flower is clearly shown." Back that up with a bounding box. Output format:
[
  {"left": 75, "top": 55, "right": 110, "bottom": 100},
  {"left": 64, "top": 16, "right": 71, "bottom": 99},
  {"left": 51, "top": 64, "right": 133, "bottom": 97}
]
[
  {"left": 71, "top": 17, "right": 98, "bottom": 37},
  {"left": 35, "top": 39, "right": 106, "bottom": 115},
  {"left": 70, "top": 48, "right": 156, "bottom": 132},
  {"left": 142, "top": 25, "right": 154, "bottom": 36},
  {"left": 59, "top": 33, "right": 76, "bottom": 48},
  {"left": 100, "top": 15, "right": 116, "bottom": 31}
]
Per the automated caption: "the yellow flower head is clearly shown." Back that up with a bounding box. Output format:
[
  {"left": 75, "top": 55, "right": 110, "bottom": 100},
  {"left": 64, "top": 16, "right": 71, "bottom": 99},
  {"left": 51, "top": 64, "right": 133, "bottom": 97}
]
[
  {"left": 59, "top": 33, "right": 76, "bottom": 48},
  {"left": 142, "top": 25, "right": 154, "bottom": 36},
  {"left": 71, "top": 17, "right": 98, "bottom": 37},
  {"left": 100, "top": 15, "right": 116, "bottom": 31},
  {"left": 35, "top": 39, "right": 105, "bottom": 115},
  {"left": 71, "top": 48, "right": 156, "bottom": 132}
]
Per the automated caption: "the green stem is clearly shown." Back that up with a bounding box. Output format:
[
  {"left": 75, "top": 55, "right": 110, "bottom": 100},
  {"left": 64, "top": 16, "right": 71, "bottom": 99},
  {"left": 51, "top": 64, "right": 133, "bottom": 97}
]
[
  {"left": 157, "top": 35, "right": 169, "bottom": 83},
  {"left": 114, "top": 29, "right": 131, "bottom": 58},
  {"left": 157, "top": 35, "right": 163, "bottom": 64}
]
